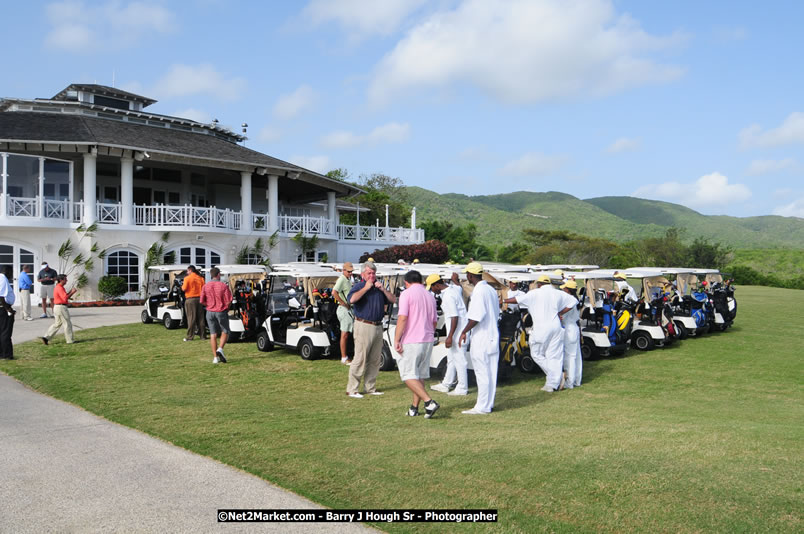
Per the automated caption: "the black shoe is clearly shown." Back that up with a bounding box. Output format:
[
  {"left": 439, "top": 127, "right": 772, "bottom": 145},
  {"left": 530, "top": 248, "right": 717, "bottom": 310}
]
[
  {"left": 41, "top": 337, "right": 48, "bottom": 345},
  {"left": 424, "top": 400, "right": 440, "bottom": 419},
  {"left": 0, "top": 355, "right": 13, "bottom": 360},
  {"left": 406, "top": 405, "right": 419, "bottom": 417},
  {"left": 216, "top": 349, "right": 227, "bottom": 363}
]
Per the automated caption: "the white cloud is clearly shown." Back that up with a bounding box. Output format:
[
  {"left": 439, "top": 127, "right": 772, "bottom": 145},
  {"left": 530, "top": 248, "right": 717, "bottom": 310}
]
[
  {"left": 746, "top": 158, "right": 795, "bottom": 176},
  {"left": 44, "top": 1, "right": 174, "bottom": 52},
  {"left": 321, "top": 122, "right": 411, "bottom": 148},
  {"left": 499, "top": 152, "right": 568, "bottom": 177},
  {"left": 301, "top": 0, "right": 426, "bottom": 40},
  {"left": 153, "top": 64, "right": 247, "bottom": 101},
  {"left": 632, "top": 172, "right": 752, "bottom": 209},
  {"left": 740, "top": 112, "right": 804, "bottom": 148},
  {"left": 273, "top": 85, "right": 316, "bottom": 120},
  {"left": 368, "top": 0, "right": 685, "bottom": 106},
  {"left": 172, "top": 108, "right": 212, "bottom": 124},
  {"left": 773, "top": 197, "right": 804, "bottom": 218},
  {"left": 257, "top": 126, "right": 281, "bottom": 144},
  {"left": 606, "top": 137, "right": 641, "bottom": 153},
  {"left": 291, "top": 155, "right": 332, "bottom": 174}
]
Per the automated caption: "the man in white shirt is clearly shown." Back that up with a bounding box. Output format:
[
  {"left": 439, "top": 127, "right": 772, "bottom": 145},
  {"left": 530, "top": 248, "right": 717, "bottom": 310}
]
[
  {"left": 505, "top": 274, "right": 575, "bottom": 392},
  {"left": 0, "top": 266, "right": 17, "bottom": 359},
  {"left": 428, "top": 273, "right": 470, "bottom": 396},
  {"left": 614, "top": 272, "right": 638, "bottom": 304},
  {"left": 506, "top": 279, "right": 525, "bottom": 313},
  {"left": 560, "top": 280, "right": 582, "bottom": 389},
  {"left": 458, "top": 263, "right": 500, "bottom": 414}
]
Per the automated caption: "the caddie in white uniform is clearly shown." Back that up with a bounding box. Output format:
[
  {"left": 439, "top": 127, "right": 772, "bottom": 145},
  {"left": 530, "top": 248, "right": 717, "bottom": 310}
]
[
  {"left": 560, "top": 280, "right": 582, "bottom": 389},
  {"left": 427, "top": 274, "right": 469, "bottom": 396},
  {"left": 614, "top": 272, "right": 638, "bottom": 304},
  {"left": 506, "top": 279, "right": 525, "bottom": 313},
  {"left": 505, "top": 274, "right": 576, "bottom": 392},
  {"left": 458, "top": 262, "right": 500, "bottom": 414}
]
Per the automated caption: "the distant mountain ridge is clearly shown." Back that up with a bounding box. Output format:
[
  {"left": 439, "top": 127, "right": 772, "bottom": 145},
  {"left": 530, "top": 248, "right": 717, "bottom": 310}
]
[{"left": 404, "top": 187, "right": 804, "bottom": 249}]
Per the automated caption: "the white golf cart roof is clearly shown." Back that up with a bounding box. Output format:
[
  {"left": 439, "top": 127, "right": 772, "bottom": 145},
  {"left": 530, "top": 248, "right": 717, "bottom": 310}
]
[
  {"left": 563, "top": 271, "right": 618, "bottom": 280},
  {"left": 528, "top": 264, "right": 599, "bottom": 272},
  {"left": 147, "top": 265, "right": 187, "bottom": 272},
  {"left": 206, "top": 264, "right": 268, "bottom": 275}
]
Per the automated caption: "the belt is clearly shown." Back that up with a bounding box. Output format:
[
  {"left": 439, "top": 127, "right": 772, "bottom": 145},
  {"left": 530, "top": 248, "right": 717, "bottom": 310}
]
[{"left": 355, "top": 317, "right": 382, "bottom": 326}]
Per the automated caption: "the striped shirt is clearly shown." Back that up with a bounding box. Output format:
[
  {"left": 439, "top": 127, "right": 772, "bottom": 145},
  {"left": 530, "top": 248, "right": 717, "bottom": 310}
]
[{"left": 200, "top": 280, "right": 232, "bottom": 313}]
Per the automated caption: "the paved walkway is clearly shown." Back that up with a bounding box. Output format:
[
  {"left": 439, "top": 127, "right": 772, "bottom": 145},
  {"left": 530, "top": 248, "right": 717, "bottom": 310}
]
[{"left": 1, "top": 307, "right": 375, "bottom": 533}]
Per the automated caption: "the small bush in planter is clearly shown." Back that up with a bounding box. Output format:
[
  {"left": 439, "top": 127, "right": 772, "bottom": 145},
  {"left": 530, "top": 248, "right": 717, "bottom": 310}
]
[{"left": 98, "top": 276, "right": 128, "bottom": 301}]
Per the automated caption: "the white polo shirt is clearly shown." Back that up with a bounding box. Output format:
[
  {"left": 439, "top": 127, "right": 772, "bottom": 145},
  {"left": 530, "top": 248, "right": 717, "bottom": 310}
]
[
  {"left": 516, "top": 285, "right": 576, "bottom": 332},
  {"left": 0, "top": 274, "right": 15, "bottom": 306},
  {"left": 440, "top": 283, "right": 468, "bottom": 338},
  {"left": 466, "top": 280, "right": 500, "bottom": 353},
  {"left": 506, "top": 289, "right": 525, "bottom": 312}
]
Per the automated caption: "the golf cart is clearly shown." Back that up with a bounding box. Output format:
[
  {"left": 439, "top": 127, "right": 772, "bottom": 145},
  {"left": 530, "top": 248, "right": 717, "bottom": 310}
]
[
  {"left": 255, "top": 265, "right": 346, "bottom": 360},
  {"left": 568, "top": 272, "right": 633, "bottom": 360},
  {"left": 695, "top": 269, "right": 737, "bottom": 331},
  {"left": 208, "top": 265, "right": 268, "bottom": 341},
  {"left": 141, "top": 265, "right": 187, "bottom": 329},
  {"left": 589, "top": 269, "right": 675, "bottom": 351}
]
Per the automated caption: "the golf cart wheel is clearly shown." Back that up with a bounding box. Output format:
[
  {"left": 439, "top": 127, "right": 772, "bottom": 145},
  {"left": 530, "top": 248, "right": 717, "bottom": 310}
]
[
  {"left": 163, "top": 313, "right": 178, "bottom": 330},
  {"left": 632, "top": 331, "right": 654, "bottom": 351},
  {"left": 256, "top": 331, "right": 273, "bottom": 352},
  {"left": 298, "top": 337, "right": 320, "bottom": 360},
  {"left": 141, "top": 310, "right": 152, "bottom": 324},
  {"left": 379, "top": 340, "right": 396, "bottom": 371},
  {"left": 518, "top": 354, "right": 538, "bottom": 374},
  {"left": 674, "top": 321, "right": 688, "bottom": 340},
  {"left": 581, "top": 339, "right": 596, "bottom": 361}
]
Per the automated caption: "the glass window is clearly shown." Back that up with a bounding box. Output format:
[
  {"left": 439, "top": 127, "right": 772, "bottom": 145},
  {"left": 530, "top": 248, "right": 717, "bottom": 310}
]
[
  {"left": 93, "top": 95, "right": 130, "bottom": 110},
  {"left": 106, "top": 250, "right": 140, "bottom": 293},
  {"left": 7, "top": 155, "right": 40, "bottom": 198},
  {"left": 44, "top": 160, "right": 70, "bottom": 200},
  {"left": 169, "top": 247, "right": 219, "bottom": 270},
  {"left": 168, "top": 191, "right": 181, "bottom": 205}
]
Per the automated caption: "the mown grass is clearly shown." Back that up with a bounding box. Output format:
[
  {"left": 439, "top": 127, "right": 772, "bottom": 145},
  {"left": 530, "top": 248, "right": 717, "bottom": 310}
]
[{"left": 2, "top": 286, "right": 802, "bottom": 533}]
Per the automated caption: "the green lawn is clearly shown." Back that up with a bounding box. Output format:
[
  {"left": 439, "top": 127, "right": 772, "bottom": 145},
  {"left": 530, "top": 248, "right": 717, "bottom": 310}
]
[{"left": 3, "top": 285, "right": 802, "bottom": 533}]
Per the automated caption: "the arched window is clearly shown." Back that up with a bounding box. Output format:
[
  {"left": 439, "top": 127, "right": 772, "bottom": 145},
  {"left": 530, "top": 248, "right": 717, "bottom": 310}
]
[
  {"left": 106, "top": 250, "right": 140, "bottom": 294},
  {"left": 168, "top": 246, "right": 221, "bottom": 269}
]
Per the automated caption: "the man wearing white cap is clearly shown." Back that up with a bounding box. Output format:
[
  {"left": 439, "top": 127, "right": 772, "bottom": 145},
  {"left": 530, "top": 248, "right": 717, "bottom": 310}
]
[
  {"left": 560, "top": 280, "right": 582, "bottom": 389},
  {"left": 504, "top": 274, "right": 576, "bottom": 392},
  {"left": 427, "top": 273, "right": 469, "bottom": 396},
  {"left": 458, "top": 262, "right": 500, "bottom": 414}
]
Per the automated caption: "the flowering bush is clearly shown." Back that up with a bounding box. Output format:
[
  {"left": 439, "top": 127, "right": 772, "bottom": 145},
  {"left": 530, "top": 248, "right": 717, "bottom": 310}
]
[{"left": 359, "top": 240, "right": 449, "bottom": 264}]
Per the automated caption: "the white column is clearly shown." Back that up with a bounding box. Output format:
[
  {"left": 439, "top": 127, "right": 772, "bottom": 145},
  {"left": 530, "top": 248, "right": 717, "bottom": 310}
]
[
  {"left": 411, "top": 207, "right": 416, "bottom": 229},
  {"left": 120, "top": 157, "right": 134, "bottom": 225},
  {"left": 68, "top": 160, "right": 74, "bottom": 222},
  {"left": 1, "top": 153, "right": 7, "bottom": 218},
  {"left": 38, "top": 157, "right": 45, "bottom": 220},
  {"left": 327, "top": 191, "right": 336, "bottom": 235},
  {"left": 83, "top": 152, "right": 97, "bottom": 224},
  {"left": 385, "top": 204, "right": 389, "bottom": 228},
  {"left": 241, "top": 171, "right": 252, "bottom": 232},
  {"left": 267, "top": 174, "right": 279, "bottom": 233}
]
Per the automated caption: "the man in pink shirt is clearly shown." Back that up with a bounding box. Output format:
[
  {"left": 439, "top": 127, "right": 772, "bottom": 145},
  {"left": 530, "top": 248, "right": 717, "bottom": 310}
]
[
  {"left": 393, "top": 270, "right": 440, "bottom": 418},
  {"left": 200, "top": 267, "right": 233, "bottom": 364}
]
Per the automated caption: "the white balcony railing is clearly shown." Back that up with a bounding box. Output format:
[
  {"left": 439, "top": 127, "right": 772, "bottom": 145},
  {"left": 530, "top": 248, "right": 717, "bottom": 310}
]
[
  {"left": 278, "top": 215, "right": 333, "bottom": 236},
  {"left": 97, "top": 202, "right": 121, "bottom": 223},
  {"left": 134, "top": 204, "right": 241, "bottom": 230},
  {"left": 7, "top": 196, "right": 39, "bottom": 217},
  {"left": 337, "top": 224, "right": 424, "bottom": 243}
]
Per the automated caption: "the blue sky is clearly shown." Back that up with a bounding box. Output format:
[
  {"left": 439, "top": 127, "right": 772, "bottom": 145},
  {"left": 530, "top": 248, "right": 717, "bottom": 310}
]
[{"left": 2, "top": 0, "right": 803, "bottom": 218}]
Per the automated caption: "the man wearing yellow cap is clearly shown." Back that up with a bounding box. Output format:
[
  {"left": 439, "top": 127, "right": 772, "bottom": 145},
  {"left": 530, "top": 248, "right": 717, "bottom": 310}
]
[
  {"left": 427, "top": 273, "right": 469, "bottom": 396},
  {"left": 333, "top": 262, "right": 355, "bottom": 364},
  {"left": 560, "top": 280, "right": 582, "bottom": 389},
  {"left": 614, "top": 272, "right": 638, "bottom": 304},
  {"left": 458, "top": 263, "right": 500, "bottom": 414},
  {"left": 504, "top": 274, "right": 576, "bottom": 392}
]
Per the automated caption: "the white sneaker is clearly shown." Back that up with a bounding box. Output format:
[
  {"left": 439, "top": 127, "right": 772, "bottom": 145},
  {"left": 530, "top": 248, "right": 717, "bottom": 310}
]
[
  {"left": 461, "top": 408, "right": 487, "bottom": 415},
  {"left": 213, "top": 357, "right": 220, "bottom": 364},
  {"left": 448, "top": 389, "right": 468, "bottom": 396},
  {"left": 347, "top": 392, "right": 363, "bottom": 399},
  {"left": 365, "top": 391, "right": 384, "bottom": 396},
  {"left": 430, "top": 383, "right": 451, "bottom": 393},
  {"left": 540, "top": 385, "right": 555, "bottom": 392},
  {"left": 25, "top": 317, "right": 33, "bottom": 321}
]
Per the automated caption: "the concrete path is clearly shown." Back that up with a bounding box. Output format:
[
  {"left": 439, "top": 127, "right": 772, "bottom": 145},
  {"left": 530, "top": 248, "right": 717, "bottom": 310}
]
[{"left": 1, "top": 307, "right": 375, "bottom": 533}]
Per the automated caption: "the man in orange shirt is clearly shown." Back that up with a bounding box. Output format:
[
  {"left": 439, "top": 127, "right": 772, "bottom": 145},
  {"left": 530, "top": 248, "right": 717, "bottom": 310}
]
[
  {"left": 41, "top": 274, "right": 76, "bottom": 344},
  {"left": 181, "top": 265, "right": 206, "bottom": 341}
]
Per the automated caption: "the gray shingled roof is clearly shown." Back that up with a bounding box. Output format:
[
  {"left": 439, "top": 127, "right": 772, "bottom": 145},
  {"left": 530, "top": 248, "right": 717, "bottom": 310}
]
[{"left": 0, "top": 111, "right": 361, "bottom": 196}]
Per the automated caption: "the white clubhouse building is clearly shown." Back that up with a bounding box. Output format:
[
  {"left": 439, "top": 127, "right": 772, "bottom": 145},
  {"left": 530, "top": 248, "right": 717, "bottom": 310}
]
[{"left": 0, "top": 84, "right": 423, "bottom": 301}]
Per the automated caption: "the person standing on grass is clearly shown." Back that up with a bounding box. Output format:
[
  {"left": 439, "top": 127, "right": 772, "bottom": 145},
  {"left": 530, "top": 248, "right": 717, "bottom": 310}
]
[
  {"left": 393, "top": 270, "right": 440, "bottom": 418},
  {"left": 18, "top": 265, "right": 34, "bottom": 321},
  {"left": 560, "top": 280, "right": 582, "bottom": 389},
  {"left": 332, "top": 261, "right": 355, "bottom": 365},
  {"left": 182, "top": 265, "right": 206, "bottom": 341},
  {"left": 200, "top": 267, "right": 232, "bottom": 364},
  {"left": 345, "top": 262, "right": 395, "bottom": 399},
  {"left": 504, "top": 275, "right": 576, "bottom": 392},
  {"left": 37, "top": 262, "right": 57, "bottom": 318},
  {"left": 0, "top": 266, "right": 16, "bottom": 359},
  {"left": 41, "top": 274, "right": 76, "bottom": 345},
  {"left": 506, "top": 279, "right": 525, "bottom": 313},
  {"left": 428, "top": 273, "right": 470, "bottom": 396},
  {"left": 458, "top": 262, "right": 500, "bottom": 415}
]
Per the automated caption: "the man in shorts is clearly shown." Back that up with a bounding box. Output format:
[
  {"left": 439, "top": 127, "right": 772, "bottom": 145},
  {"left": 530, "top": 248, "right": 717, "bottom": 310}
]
[
  {"left": 393, "top": 270, "right": 440, "bottom": 418},
  {"left": 200, "top": 267, "right": 233, "bottom": 364},
  {"left": 37, "top": 262, "right": 57, "bottom": 318},
  {"left": 332, "top": 262, "right": 354, "bottom": 364}
]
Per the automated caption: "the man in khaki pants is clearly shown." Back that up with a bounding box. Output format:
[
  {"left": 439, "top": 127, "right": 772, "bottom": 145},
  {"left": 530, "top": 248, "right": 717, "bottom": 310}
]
[
  {"left": 41, "top": 274, "right": 76, "bottom": 345},
  {"left": 345, "top": 263, "right": 395, "bottom": 398}
]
